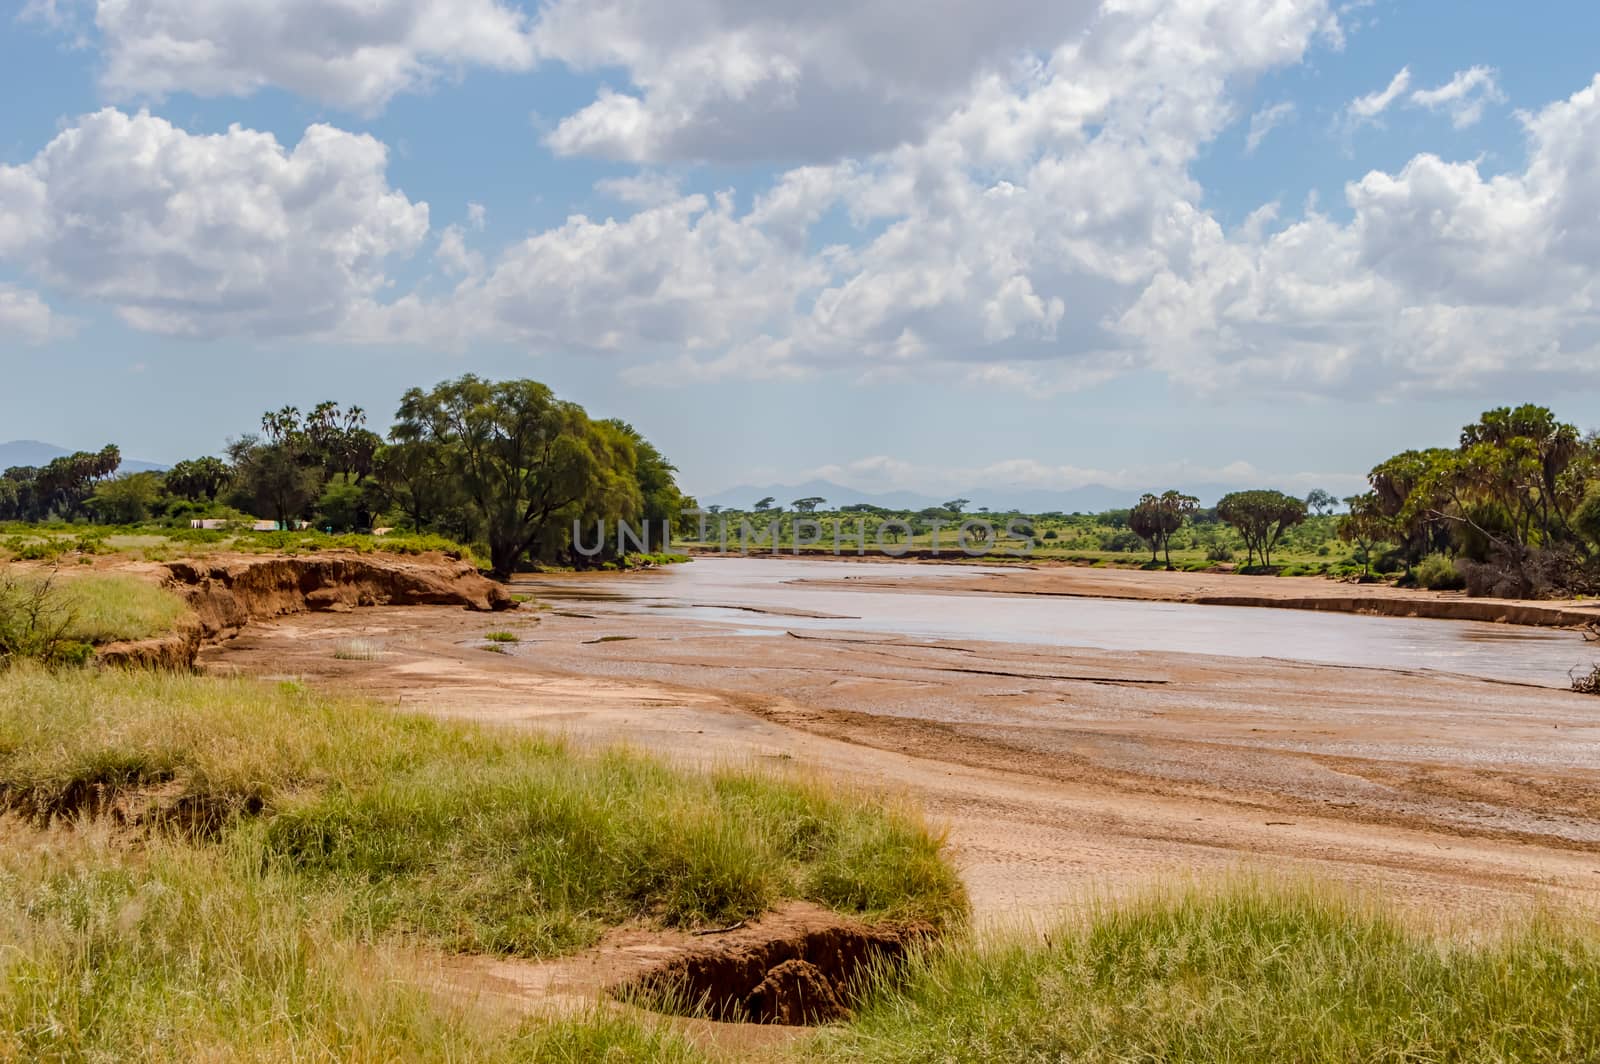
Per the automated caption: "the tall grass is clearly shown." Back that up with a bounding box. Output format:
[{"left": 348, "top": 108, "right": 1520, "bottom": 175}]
[
  {"left": 813, "top": 880, "right": 1600, "bottom": 1063},
  {"left": 0, "top": 669, "right": 965, "bottom": 958},
  {"left": 0, "top": 821, "right": 708, "bottom": 1062},
  {"left": 53, "top": 572, "right": 190, "bottom": 643}
]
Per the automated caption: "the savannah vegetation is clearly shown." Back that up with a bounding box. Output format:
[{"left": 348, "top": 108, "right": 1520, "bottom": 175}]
[
  {"left": 0, "top": 667, "right": 963, "bottom": 1059},
  {"left": 1, "top": 376, "right": 696, "bottom": 579}
]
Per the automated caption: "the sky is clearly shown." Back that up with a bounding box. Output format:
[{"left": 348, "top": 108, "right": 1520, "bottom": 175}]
[{"left": 2, "top": 0, "right": 1599, "bottom": 501}]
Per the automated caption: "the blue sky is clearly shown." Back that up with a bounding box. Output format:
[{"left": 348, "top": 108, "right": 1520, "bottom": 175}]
[{"left": 3, "top": 0, "right": 1599, "bottom": 500}]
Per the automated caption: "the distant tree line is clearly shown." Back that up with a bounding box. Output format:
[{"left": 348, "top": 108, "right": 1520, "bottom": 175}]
[{"left": 0, "top": 376, "right": 694, "bottom": 580}]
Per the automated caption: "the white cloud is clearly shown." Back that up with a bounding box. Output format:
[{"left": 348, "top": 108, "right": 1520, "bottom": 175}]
[
  {"left": 0, "top": 109, "right": 428, "bottom": 338},
  {"left": 1117, "top": 75, "right": 1600, "bottom": 395},
  {"left": 61, "top": 0, "right": 536, "bottom": 112},
  {"left": 534, "top": 0, "right": 1106, "bottom": 163},
  {"left": 1409, "top": 66, "right": 1505, "bottom": 129},
  {"left": 1346, "top": 66, "right": 1411, "bottom": 125},
  {"left": 801, "top": 455, "right": 1365, "bottom": 497},
  {"left": 1245, "top": 101, "right": 1296, "bottom": 153},
  {"left": 0, "top": 285, "right": 69, "bottom": 345}
]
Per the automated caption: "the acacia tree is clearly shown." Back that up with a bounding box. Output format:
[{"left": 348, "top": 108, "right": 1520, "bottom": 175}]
[
  {"left": 1216, "top": 490, "right": 1306, "bottom": 567},
  {"left": 1305, "top": 489, "right": 1338, "bottom": 517},
  {"left": 792, "top": 496, "right": 827, "bottom": 513},
  {"left": 1338, "top": 493, "right": 1392, "bottom": 576},
  {"left": 391, "top": 376, "right": 623, "bottom": 579},
  {"left": 1129, "top": 490, "right": 1200, "bottom": 568}
]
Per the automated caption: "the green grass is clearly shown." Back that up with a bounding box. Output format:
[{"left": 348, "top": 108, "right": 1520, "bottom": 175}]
[
  {"left": 812, "top": 880, "right": 1600, "bottom": 1063},
  {"left": 53, "top": 572, "right": 190, "bottom": 644},
  {"left": 0, "top": 820, "right": 708, "bottom": 1062},
  {"left": 485, "top": 630, "right": 521, "bottom": 643},
  {"left": 0, "top": 668, "right": 965, "bottom": 959}
]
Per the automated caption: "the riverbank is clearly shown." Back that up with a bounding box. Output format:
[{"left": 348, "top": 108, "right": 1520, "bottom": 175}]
[{"left": 742, "top": 552, "right": 1600, "bottom": 628}]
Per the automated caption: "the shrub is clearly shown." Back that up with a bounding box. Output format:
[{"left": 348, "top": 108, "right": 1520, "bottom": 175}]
[
  {"left": 1415, "top": 553, "right": 1467, "bottom": 591},
  {"left": 0, "top": 573, "right": 91, "bottom": 668},
  {"left": 1205, "top": 544, "right": 1234, "bottom": 563}
]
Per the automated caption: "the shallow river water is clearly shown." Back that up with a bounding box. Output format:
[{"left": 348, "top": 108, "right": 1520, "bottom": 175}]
[{"left": 517, "top": 558, "right": 1592, "bottom": 688}]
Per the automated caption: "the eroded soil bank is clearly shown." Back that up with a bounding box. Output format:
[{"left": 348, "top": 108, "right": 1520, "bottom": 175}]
[{"left": 96, "top": 551, "right": 514, "bottom": 668}]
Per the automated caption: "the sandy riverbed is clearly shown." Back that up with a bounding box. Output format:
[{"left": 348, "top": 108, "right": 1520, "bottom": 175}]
[{"left": 201, "top": 571, "right": 1600, "bottom": 930}]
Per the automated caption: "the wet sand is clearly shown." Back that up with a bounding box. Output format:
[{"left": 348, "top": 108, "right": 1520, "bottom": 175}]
[
  {"left": 202, "top": 576, "right": 1600, "bottom": 930},
  {"left": 775, "top": 554, "right": 1600, "bottom": 627}
]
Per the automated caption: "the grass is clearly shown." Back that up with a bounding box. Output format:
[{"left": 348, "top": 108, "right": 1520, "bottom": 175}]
[
  {"left": 485, "top": 630, "right": 521, "bottom": 643},
  {"left": 811, "top": 880, "right": 1600, "bottom": 1063},
  {"left": 53, "top": 572, "right": 190, "bottom": 644},
  {"left": 331, "top": 638, "right": 383, "bottom": 661},
  {"left": 1, "top": 570, "right": 189, "bottom": 652},
  {"left": 0, "top": 668, "right": 965, "bottom": 958},
  {"left": 0, "top": 820, "right": 707, "bottom": 1062}
]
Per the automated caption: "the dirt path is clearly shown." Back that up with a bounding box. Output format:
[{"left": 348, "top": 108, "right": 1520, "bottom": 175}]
[{"left": 203, "top": 599, "right": 1600, "bottom": 929}]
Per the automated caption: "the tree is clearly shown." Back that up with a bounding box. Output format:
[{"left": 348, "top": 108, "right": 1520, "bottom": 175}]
[
  {"left": 372, "top": 439, "right": 462, "bottom": 532},
  {"left": 1305, "top": 489, "right": 1338, "bottom": 517},
  {"left": 165, "top": 457, "right": 231, "bottom": 503},
  {"left": 753, "top": 497, "right": 776, "bottom": 512},
  {"left": 1129, "top": 491, "right": 1200, "bottom": 568},
  {"left": 89, "top": 472, "right": 164, "bottom": 525},
  {"left": 1216, "top": 490, "right": 1306, "bottom": 567},
  {"left": 943, "top": 499, "right": 970, "bottom": 514},
  {"left": 792, "top": 496, "right": 826, "bottom": 513},
  {"left": 29, "top": 447, "right": 121, "bottom": 520},
  {"left": 1338, "top": 493, "right": 1392, "bottom": 576},
  {"left": 227, "top": 433, "right": 320, "bottom": 527},
  {"left": 604, "top": 421, "right": 692, "bottom": 543},
  {"left": 391, "top": 376, "right": 634, "bottom": 579}
]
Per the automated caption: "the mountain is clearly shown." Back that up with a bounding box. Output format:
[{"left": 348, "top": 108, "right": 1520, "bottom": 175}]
[{"left": 0, "top": 440, "right": 168, "bottom": 474}]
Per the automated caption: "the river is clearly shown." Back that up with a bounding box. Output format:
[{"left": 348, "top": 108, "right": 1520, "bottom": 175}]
[{"left": 516, "top": 557, "right": 1592, "bottom": 688}]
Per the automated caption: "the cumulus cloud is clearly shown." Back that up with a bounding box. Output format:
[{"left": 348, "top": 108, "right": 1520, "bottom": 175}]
[
  {"left": 534, "top": 0, "right": 1105, "bottom": 163},
  {"left": 1409, "top": 66, "right": 1506, "bottom": 129},
  {"left": 0, "top": 109, "right": 428, "bottom": 337},
  {"left": 1117, "top": 75, "right": 1600, "bottom": 394},
  {"left": 47, "top": 0, "right": 536, "bottom": 112},
  {"left": 0, "top": 285, "right": 69, "bottom": 345}
]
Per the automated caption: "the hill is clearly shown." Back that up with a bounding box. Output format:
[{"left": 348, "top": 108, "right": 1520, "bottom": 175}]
[{"left": 0, "top": 440, "right": 167, "bottom": 474}]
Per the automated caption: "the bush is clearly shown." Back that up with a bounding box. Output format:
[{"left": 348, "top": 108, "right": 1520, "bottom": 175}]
[
  {"left": 0, "top": 573, "right": 91, "bottom": 668},
  {"left": 1415, "top": 553, "right": 1467, "bottom": 591},
  {"left": 1205, "top": 544, "right": 1234, "bottom": 563}
]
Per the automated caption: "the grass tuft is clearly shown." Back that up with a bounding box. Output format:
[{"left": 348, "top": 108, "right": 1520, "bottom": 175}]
[
  {"left": 813, "top": 879, "right": 1600, "bottom": 1063},
  {"left": 0, "top": 668, "right": 966, "bottom": 958}
]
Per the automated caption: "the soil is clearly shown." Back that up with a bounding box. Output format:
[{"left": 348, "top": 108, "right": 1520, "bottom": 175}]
[{"left": 95, "top": 551, "right": 514, "bottom": 668}]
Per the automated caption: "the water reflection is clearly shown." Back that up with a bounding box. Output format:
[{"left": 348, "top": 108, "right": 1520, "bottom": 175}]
[{"left": 517, "top": 559, "right": 1590, "bottom": 688}]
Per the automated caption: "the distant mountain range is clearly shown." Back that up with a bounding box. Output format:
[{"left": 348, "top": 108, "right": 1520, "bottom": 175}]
[
  {"left": 695, "top": 478, "right": 1269, "bottom": 514},
  {"left": 0, "top": 440, "right": 167, "bottom": 474}
]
